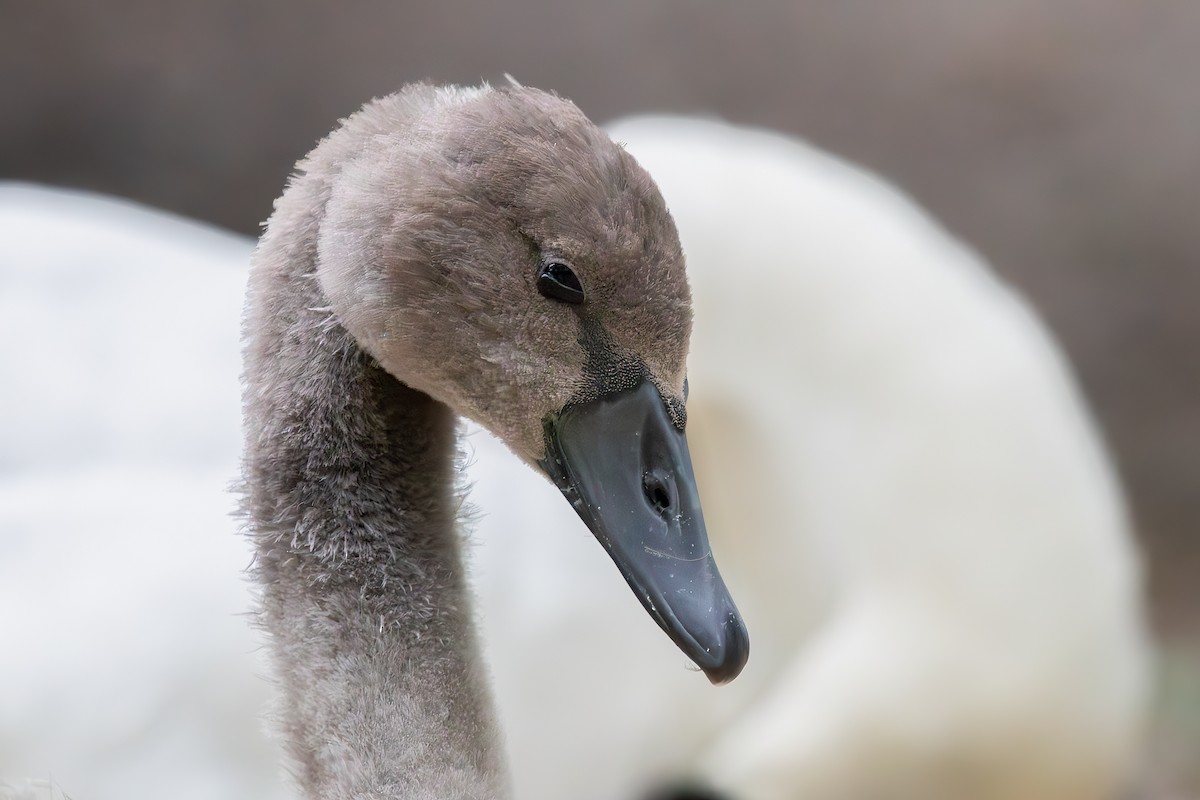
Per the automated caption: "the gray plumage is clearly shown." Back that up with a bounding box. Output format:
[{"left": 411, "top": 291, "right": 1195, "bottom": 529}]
[{"left": 240, "top": 83, "right": 693, "bottom": 798}]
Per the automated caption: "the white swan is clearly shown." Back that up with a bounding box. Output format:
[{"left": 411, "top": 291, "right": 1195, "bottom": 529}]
[
  {"left": 0, "top": 106, "right": 1151, "bottom": 800},
  {"left": 0, "top": 186, "right": 284, "bottom": 800}
]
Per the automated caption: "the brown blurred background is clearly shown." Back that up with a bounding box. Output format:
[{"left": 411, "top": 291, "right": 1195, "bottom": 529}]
[{"left": 3, "top": 0, "right": 1196, "bottom": 791}]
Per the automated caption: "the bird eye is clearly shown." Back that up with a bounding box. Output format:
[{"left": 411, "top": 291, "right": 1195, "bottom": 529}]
[{"left": 537, "top": 261, "right": 585, "bottom": 304}]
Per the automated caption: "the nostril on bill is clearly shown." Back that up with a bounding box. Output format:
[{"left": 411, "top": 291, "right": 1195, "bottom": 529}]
[{"left": 643, "top": 470, "right": 676, "bottom": 515}]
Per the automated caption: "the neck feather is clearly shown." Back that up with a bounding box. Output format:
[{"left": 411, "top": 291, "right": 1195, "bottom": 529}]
[{"left": 241, "top": 174, "right": 507, "bottom": 799}]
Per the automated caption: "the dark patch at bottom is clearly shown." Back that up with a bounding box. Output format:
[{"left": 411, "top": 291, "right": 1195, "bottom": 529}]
[{"left": 642, "top": 782, "right": 734, "bottom": 800}]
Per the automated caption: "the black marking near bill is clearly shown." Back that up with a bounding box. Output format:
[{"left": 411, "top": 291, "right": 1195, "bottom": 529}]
[{"left": 571, "top": 315, "right": 686, "bottom": 430}]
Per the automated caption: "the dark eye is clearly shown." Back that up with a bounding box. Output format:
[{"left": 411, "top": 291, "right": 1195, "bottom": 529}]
[{"left": 537, "top": 261, "right": 585, "bottom": 304}]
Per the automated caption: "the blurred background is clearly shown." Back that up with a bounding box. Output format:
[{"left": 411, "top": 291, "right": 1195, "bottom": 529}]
[{"left": 2, "top": 0, "right": 1196, "bottom": 794}]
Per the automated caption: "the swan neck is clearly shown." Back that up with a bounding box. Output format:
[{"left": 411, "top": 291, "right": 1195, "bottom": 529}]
[{"left": 242, "top": 175, "right": 508, "bottom": 797}]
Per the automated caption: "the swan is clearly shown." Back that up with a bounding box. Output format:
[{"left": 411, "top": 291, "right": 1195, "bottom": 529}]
[
  {"left": 0, "top": 106, "right": 1151, "bottom": 800},
  {"left": 477, "top": 116, "right": 1152, "bottom": 800},
  {"left": 238, "top": 82, "right": 747, "bottom": 797},
  {"left": 0, "top": 185, "right": 281, "bottom": 800}
]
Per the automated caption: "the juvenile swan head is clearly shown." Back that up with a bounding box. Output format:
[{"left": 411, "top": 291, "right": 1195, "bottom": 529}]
[{"left": 313, "top": 85, "right": 748, "bottom": 683}]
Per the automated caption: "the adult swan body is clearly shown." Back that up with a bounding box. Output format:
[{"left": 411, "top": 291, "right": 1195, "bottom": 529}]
[
  {"left": 0, "top": 101, "right": 1148, "bottom": 800},
  {"left": 240, "top": 83, "right": 747, "bottom": 797}
]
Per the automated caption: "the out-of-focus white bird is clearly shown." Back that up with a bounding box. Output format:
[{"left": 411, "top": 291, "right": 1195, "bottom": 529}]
[
  {"left": 0, "top": 186, "right": 286, "bottom": 800},
  {"left": 0, "top": 111, "right": 1150, "bottom": 800}
]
